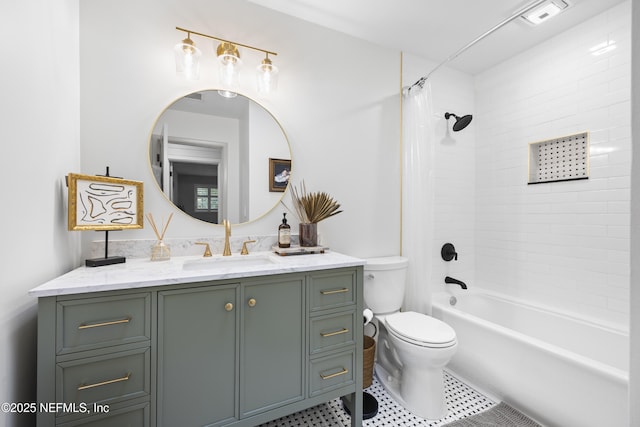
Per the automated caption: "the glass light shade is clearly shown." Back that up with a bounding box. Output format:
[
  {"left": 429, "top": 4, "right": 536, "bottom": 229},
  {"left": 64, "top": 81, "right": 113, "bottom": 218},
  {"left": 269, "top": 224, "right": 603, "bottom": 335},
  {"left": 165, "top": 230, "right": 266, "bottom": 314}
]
[
  {"left": 217, "top": 42, "right": 241, "bottom": 90},
  {"left": 174, "top": 38, "right": 201, "bottom": 80},
  {"left": 257, "top": 58, "right": 279, "bottom": 93},
  {"left": 219, "top": 58, "right": 241, "bottom": 88},
  {"left": 217, "top": 89, "right": 238, "bottom": 99}
]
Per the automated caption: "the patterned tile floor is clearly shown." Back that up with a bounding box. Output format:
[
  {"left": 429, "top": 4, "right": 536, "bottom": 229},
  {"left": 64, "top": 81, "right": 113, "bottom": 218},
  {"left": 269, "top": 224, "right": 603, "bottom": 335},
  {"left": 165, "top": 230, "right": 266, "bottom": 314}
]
[{"left": 260, "top": 371, "right": 495, "bottom": 426}]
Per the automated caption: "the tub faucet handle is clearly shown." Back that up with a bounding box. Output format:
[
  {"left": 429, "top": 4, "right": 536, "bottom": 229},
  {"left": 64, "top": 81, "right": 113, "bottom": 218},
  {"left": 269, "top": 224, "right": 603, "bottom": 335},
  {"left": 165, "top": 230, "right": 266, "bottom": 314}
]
[{"left": 441, "top": 243, "right": 458, "bottom": 261}]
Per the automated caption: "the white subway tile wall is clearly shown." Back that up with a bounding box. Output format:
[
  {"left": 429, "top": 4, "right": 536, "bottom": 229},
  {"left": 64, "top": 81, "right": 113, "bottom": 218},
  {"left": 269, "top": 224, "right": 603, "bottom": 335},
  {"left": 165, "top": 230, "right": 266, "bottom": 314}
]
[{"left": 474, "top": 1, "right": 631, "bottom": 327}]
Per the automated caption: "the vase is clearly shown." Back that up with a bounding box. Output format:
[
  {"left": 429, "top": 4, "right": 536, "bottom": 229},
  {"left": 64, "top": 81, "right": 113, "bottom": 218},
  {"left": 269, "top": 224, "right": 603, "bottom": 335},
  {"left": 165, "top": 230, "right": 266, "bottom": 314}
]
[
  {"left": 299, "top": 223, "right": 318, "bottom": 247},
  {"left": 151, "top": 240, "right": 171, "bottom": 261}
]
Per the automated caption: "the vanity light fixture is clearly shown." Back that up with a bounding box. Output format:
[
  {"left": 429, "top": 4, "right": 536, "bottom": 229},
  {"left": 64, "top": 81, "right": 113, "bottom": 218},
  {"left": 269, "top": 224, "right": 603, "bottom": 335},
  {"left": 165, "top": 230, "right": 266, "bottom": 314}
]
[
  {"left": 257, "top": 53, "right": 279, "bottom": 93},
  {"left": 175, "top": 27, "right": 279, "bottom": 95},
  {"left": 174, "top": 32, "right": 202, "bottom": 80},
  {"left": 520, "top": 0, "right": 569, "bottom": 26},
  {"left": 217, "top": 41, "right": 241, "bottom": 96}
]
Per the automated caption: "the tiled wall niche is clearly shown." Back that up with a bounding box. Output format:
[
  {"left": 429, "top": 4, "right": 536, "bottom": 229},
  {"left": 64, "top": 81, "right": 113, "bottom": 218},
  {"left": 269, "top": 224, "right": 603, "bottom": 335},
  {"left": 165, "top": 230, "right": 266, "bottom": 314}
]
[{"left": 528, "top": 132, "right": 589, "bottom": 184}]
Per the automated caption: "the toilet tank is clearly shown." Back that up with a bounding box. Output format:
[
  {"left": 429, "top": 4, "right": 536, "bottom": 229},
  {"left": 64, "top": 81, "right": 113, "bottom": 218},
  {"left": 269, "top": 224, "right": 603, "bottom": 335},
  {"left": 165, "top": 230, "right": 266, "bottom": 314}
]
[{"left": 364, "top": 256, "right": 409, "bottom": 315}]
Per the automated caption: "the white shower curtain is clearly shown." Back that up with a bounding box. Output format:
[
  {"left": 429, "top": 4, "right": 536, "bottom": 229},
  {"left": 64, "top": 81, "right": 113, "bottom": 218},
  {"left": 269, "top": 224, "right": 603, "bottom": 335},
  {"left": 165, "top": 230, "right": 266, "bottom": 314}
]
[{"left": 402, "top": 82, "right": 436, "bottom": 314}]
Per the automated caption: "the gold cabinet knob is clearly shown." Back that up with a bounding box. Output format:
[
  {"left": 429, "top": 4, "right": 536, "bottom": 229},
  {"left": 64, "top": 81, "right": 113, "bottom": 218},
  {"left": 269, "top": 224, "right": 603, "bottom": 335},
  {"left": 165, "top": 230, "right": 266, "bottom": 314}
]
[
  {"left": 248, "top": 298, "right": 256, "bottom": 307},
  {"left": 225, "top": 302, "right": 233, "bottom": 312}
]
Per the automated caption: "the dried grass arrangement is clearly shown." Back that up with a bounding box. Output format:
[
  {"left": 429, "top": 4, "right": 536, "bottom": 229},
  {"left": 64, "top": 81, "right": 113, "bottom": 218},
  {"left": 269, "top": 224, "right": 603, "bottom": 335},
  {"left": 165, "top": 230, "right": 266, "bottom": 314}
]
[{"left": 284, "top": 181, "right": 342, "bottom": 224}]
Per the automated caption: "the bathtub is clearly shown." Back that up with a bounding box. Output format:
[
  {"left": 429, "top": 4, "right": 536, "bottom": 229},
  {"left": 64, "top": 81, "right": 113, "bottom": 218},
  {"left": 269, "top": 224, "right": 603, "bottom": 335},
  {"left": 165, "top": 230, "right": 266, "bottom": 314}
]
[{"left": 432, "top": 290, "right": 629, "bottom": 427}]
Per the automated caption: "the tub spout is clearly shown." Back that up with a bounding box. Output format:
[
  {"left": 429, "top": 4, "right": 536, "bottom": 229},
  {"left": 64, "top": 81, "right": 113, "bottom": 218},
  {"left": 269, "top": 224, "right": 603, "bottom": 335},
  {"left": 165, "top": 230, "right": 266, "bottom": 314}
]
[{"left": 445, "top": 276, "right": 467, "bottom": 289}]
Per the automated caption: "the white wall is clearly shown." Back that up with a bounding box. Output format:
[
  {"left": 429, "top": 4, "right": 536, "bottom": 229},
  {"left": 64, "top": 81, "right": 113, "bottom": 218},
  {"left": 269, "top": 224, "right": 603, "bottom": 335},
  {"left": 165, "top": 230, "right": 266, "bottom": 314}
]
[
  {"left": 79, "top": 0, "right": 401, "bottom": 259},
  {"left": 475, "top": 1, "right": 631, "bottom": 327},
  {"left": 248, "top": 102, "right": 291, "bottom": 220},
  {"left": 629, "top": 0, "right": 639, "bottom": 423},
  {"left": 0, "top": 1, "right": 81, "bottom": 426}
]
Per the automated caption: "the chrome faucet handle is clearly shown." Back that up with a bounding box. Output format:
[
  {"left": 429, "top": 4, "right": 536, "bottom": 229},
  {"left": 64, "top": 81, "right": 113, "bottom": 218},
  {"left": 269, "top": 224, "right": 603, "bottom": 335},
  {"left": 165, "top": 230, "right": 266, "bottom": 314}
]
[
  {"left": 195, "top": 242, "right": 212, "bottom": 257},
  {"left": 241, "top": 240, "right": 256, "bottom": 255}
]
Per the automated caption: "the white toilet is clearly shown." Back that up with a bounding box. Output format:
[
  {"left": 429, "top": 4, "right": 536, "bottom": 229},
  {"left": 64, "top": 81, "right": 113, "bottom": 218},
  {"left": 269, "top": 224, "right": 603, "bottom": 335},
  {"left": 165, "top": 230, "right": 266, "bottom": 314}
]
[{"left": 364, "top": 256, "right": 457, "bottom": 420}]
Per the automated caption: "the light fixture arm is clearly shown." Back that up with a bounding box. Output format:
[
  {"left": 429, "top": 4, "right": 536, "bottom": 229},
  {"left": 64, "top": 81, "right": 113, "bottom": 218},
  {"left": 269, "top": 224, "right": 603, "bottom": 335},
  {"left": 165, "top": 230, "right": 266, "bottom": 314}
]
[{"left": 176, "top": 26, "right": 278, "bottom": 57}]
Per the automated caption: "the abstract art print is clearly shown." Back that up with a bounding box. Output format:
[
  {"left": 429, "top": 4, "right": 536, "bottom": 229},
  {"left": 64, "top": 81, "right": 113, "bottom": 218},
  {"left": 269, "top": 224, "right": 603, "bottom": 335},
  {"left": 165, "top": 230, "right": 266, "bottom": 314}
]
[{"left": 67, "top": 173, "right": 144, "bottom": 231}]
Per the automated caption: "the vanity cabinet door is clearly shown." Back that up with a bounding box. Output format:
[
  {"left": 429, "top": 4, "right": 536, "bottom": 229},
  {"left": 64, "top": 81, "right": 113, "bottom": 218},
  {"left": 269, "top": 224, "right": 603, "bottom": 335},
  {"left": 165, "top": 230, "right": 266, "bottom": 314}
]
[
  {"left": 157, "top": 284, "right": 239, "bottom": 427},
  {"left": 240, "top": 277, "right": 305, "bottom": 417}
]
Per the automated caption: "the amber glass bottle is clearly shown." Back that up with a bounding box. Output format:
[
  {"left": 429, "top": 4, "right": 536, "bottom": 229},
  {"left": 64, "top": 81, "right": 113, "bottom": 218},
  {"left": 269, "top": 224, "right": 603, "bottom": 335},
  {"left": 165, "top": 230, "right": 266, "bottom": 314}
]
[{"left": 278, "top": 213, "right": 291, "bottom": 248}]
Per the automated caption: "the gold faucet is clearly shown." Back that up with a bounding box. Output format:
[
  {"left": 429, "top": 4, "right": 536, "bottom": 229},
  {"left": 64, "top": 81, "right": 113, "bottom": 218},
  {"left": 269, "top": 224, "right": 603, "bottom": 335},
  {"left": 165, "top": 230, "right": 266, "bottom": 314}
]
[
  {"left": 222, "top": 219, "right": 232, "bottom": 256},
  {"left": 241, "top": 240, "right": 256, "bottom": 255},
  {"left": 195, "top": 242, "right": 212, "bottom": 257}
]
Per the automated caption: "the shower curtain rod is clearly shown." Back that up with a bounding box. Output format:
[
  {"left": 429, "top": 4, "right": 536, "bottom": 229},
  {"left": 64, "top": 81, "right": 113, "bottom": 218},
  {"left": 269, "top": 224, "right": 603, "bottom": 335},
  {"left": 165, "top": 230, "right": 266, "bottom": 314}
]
[{"left": 408, "top": 0, "right": 547, "bottom": 90}]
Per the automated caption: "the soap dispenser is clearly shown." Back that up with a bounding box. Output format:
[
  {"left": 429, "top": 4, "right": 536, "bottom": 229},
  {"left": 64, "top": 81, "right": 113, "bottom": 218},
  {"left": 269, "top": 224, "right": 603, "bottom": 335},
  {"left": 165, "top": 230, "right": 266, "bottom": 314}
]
[{"left": 278, "top": 213, "right": 291, "bottom": 248}]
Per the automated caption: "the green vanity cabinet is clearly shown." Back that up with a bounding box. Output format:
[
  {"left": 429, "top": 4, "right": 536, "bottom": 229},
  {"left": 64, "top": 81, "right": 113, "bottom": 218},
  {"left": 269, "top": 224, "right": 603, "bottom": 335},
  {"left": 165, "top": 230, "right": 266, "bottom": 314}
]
[
  {"left": 307, "top": 269, "right": 359, "bottom": 399},
  {"left": 157, "top": 283, "right": 239, "bottom": 426},
  {"left": 37, "top": 291, "right": 153, "bottom": 427},
  {"left": 240, "top": 276, "right": 305, "bottom": 417},
  {"left": 156, "top": 277, "right": 305, "bottom": 426},
  {"left": 36, "top": 265, "right": 363, "bottom": 427}
]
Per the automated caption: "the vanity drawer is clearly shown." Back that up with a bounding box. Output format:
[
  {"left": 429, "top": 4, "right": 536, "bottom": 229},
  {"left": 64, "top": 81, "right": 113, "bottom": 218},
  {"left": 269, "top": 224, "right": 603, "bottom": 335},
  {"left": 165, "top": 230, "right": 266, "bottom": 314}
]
[
  {"left": 57, "top": 293, "right": 151, "bottom": 354},
  {"left": 56, "top": 347, "right": 150, "bottom": 409},
  {"left": 309, "top": 351, "right": 355, "bottom": 396},
  {"left": 57, "top": 401, "right": 149, "bottom": 427},
  {"left": 310, "top": 311, "right": 356, "bottom": 355},
  {"left": 309, "top": 270, "right": 356, "bottom": 312}
]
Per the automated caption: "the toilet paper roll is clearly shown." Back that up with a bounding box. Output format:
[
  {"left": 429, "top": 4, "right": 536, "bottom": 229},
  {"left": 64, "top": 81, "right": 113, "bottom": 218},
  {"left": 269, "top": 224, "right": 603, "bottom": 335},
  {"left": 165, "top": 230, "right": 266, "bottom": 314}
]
[{"left": 363, "top": 308, "right": 374, "bottom": 325}]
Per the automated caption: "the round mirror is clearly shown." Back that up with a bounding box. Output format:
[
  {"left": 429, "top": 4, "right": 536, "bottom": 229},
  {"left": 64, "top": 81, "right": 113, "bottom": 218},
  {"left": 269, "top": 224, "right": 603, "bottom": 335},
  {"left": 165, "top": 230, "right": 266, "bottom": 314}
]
[{"left": 149, "top": 90, "right": 292, "bottom": 225}]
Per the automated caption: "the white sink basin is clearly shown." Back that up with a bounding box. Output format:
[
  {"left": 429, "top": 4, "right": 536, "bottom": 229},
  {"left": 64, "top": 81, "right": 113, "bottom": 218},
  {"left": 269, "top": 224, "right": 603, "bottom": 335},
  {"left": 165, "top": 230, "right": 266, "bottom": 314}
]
[{"left": 183, "top": 253, "right": 280, "bottom": 270}]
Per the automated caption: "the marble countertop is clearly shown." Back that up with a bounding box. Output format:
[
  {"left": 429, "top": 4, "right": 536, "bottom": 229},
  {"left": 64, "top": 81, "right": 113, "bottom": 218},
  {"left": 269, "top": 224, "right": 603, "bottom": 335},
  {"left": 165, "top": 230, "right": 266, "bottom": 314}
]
[{"left": 29, "top": 251, "right": 365, "bottom": 297}]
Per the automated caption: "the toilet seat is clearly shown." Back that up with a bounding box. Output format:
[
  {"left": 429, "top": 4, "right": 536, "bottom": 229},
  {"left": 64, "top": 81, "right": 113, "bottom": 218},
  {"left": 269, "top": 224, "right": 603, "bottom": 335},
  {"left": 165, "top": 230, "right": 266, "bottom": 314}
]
[{"left": 386, "top": 311, "right": 456, "bottom": 348}]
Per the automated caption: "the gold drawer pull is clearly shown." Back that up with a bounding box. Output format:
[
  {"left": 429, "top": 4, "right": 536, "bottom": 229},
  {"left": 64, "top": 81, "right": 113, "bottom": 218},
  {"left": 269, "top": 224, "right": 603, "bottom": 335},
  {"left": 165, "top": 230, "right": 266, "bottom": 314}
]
[
  {"left": 321, "top": 288, "right": 349, "bottom": 295},
  {"left": 78, "top": 317, "right": 131, "bottom": 330},
  {"left": 320, "top": 368, "right": 349, "bottom": 380},
  {"left": 78, "top": 373, "right": 131, "bottom": 391},
  {"left": 321, "top": 328, "right": 349, "bottom": 337}
]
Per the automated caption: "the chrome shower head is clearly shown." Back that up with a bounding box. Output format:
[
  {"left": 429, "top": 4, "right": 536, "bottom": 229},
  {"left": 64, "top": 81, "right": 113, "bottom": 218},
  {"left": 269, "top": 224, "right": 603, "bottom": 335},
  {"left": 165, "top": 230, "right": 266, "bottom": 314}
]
[{"left": 445, "top": 112, "right": 473, "bottom": 132}]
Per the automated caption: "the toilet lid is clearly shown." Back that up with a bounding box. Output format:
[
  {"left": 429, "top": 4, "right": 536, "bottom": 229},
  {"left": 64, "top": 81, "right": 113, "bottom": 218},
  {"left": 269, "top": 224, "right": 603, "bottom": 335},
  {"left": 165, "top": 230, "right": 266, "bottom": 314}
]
[{"left": 386, "top": 311, "right": 456, "bottom": 347}]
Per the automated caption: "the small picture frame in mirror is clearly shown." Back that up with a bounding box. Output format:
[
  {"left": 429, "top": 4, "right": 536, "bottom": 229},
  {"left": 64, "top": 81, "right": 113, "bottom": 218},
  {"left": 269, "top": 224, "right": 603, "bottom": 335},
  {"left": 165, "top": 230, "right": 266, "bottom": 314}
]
[{"left": 269, "top": 158, "right": 291, "bottom": 192}]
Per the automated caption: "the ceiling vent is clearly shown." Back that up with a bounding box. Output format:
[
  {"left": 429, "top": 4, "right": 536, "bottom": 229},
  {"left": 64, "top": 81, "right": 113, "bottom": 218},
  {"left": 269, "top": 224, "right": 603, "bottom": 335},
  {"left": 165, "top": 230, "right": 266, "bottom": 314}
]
[{"left": 521, "top": 0, "right": 569, "bottom": 26}]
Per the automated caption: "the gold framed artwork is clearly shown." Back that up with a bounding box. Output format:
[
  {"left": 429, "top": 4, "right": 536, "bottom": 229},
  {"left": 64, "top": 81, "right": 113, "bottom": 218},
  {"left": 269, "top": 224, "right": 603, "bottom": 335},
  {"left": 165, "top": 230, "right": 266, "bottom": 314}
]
[
  {"left": 269, "top": 158, "right": 291, "bottom": 192},
  {"left": 67, "top": 173, "right": 144, "bottom": 231}
]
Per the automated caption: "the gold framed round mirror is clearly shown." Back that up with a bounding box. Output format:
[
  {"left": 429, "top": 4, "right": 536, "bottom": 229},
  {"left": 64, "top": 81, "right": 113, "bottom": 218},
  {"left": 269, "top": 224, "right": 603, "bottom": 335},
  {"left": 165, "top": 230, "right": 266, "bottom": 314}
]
[{"left": 148, "top": 90, "right": 292, "bottom": 225}]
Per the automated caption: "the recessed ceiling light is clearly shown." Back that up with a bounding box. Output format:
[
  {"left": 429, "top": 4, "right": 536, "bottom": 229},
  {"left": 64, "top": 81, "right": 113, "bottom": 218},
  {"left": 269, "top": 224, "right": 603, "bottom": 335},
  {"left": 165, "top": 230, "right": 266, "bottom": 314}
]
[{"left": 521, "top": 0, "right": 569, "bottom": 26}]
